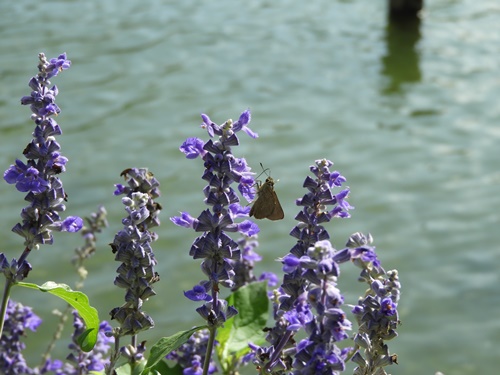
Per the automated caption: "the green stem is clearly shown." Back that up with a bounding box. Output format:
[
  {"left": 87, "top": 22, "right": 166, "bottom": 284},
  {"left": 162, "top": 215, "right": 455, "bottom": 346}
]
[
  {"left": 202, "top": 327, "right": 217, "bottom": 375},
  {"left": 106, "top": 334, "right": 121, "bottom": 375},
  {"left": 0, "top": 278, "right": 14, "bottom": 338}
]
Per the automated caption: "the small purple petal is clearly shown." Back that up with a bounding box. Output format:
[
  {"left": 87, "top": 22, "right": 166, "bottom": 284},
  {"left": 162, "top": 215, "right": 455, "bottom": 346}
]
[
  {"left": 281, "top": 254, "right": 301, "bottom": 273},
  {"left": 242, "top": 126, "right": 258, "bottom": 139},
  {"left": 380, "top": 297, "right": 397, "bottom": 316},
  {"left": 229, "top": 203, "right": 250, "bottom": 218},
  {"left": 184, "top": 284, "right": 212, "bottom": 302},
  {"left": 180, "top": 137, "right": 206, "bottom": 159},
  {"left": 238, "top": 110, "right": 251, "bottom": 126},
  {"left": 232, "top": 110, "right": 258, "bottom": 138},
  {"left": 4, "top": 165, "right": 21, "bottom": 184},
  {"left": 15, "top": 166, "right": 49, "bottom": 193},
  {"left": 114, "top": 183, "right": 126, "bottom": 195},
  {"left": 258, "top": 272, "right": 278, "bottom": 287},
  {"left": 238, "top": 220, "right": 260, "bottom": 236},
  {"left": 61, "top": 216, "right": 83, "bottom": 232},
  {"left": 201, "top": 113, "right": 216, "bottom": 137},
  {"left": 170, "top": 212, "right": 196, "bottom": 228}
]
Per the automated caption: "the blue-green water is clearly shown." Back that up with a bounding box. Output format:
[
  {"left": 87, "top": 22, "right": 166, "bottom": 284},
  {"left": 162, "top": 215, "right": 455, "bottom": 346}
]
[{"left": 1, "top": 1, "right": 499, "bottom": 374}]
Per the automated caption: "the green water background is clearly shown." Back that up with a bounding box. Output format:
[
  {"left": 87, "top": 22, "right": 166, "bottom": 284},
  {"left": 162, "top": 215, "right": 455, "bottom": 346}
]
[{"left": 1, "top": 1, "right": 499, "bottom": 374}]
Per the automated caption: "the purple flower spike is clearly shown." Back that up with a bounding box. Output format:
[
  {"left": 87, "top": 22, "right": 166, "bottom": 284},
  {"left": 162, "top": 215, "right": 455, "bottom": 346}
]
[
  {"left": 0, "top": 300, "right": 42, "bottom": 374},
  {"left": 345, "top": 233, "right": 401, "bottom": 373},
  {"left": 3, "top": 53, "right": 82, "bottom": 256},
  {"left": 110, "top": 168, "right": 161, "bottom": 336},
  {"left": 173, "top": 110, "right": 261, "bottom": 319},
  {"left": 250, "top": 159, "right": 354, "bottom": 373},
  {"left": 170, "top": 110, "right": 269, "bottom": 375}
]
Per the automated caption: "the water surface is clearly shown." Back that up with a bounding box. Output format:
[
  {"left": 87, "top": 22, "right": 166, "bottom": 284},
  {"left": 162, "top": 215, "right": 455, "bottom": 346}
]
[{"left": 1, "top": 1, "right": 499, "bottom": 374}]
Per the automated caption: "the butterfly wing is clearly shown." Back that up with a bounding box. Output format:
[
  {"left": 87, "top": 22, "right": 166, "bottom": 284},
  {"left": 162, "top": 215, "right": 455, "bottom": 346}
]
[{"left": 268, "top": 188, "right": 284, "bottom": 220}]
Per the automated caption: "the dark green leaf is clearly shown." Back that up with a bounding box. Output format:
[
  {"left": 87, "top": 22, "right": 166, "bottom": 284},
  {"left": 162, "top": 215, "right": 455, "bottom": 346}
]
[
  {"left": 216, "top": 281, "right": 269, "bottom": 372},
  {"left": 141, "top": 326, "right": 207, "bottom": 375}
]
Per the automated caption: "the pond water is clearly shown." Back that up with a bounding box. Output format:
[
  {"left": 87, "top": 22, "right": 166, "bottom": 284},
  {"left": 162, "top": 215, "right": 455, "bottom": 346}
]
[{"left": 0, "top": 1, "right": 499, "bottom": 374}]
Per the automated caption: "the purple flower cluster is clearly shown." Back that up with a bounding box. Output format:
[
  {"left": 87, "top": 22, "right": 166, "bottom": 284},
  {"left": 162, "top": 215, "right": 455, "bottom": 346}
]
[
  {"left": 230, "top": 235, "right": 262, "bottom": 291},
  {"left": 0, "top": 300, "right": 41, "bottom": 375},
  {"left": 110, "top": 168, "right": 161, "bottom": 336},
  {"left": 280, "top": 159, "right": 352, "bottom": 311},
  {"left": 166, "top": 328, "right": 218, "bottom": 375},
  {"left": 44, "top": 312, "right": 114, "bottom": 374},
  {"left": 1, "top": 53, "right": 82, "bottom": 282},
  {"left": 171, "top": 110, "right": 259, "bottom": 329},
  {"left": 230, "top": 234, "right": 278, "bottom": 292},
  {"left": 250, "top": 159, "right": 353, "bottom": 373},
  {"left": 337, "top": 233, "right": 401, "bottom": 373}
]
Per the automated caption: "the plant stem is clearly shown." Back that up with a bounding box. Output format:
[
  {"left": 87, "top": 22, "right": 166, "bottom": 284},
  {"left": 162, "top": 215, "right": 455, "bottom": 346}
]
[
  {"left": 202, "top": 327, "right": 217, "bottom": 375},
  {"left": 0, "top": 279, "right": 13, "bottom": 338}
]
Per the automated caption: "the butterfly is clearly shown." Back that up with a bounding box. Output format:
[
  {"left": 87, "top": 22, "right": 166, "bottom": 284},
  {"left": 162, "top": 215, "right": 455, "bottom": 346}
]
[{"left": 250, "top": 176, "right": 284, "bottom": 220}]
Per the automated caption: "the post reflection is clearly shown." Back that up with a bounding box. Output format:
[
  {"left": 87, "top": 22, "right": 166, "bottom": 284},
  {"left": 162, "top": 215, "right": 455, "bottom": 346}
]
[{"left": 381, "top": 5, "right": 422, "bottom": 94}]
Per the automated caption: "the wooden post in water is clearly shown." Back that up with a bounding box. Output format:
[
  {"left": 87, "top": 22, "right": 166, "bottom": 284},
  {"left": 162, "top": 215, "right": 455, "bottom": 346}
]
[{"left": 388, "top": 0, "right": 423, "bottom": 19}]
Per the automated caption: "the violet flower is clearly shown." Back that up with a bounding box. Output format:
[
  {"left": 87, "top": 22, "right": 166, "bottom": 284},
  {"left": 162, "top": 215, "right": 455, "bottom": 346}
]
[
  {"left": 289, "top": 241, "right": 352, "bottom": 374},
  {"left": 166, "top": 329, "right": 218, "bottom": 375},
  {"left": 336, "top": 232, "right": 401, "bottom": 373},
  {"left": 281, "top": 159, "right": 352, "bottom": 310},
  {"left": 170, "top": 110, "right": 259, "bottom": 374},
  {"left": 1, "top": 53, "right": 82, "bottom": 283},
  {"left": 0, "top": 300, "right": 41, "bottom": 375},
  {"left": 250, "top": 159, "right": 353, "bottom": 374},
  {"left": 230, "top": 234, "right": 262, "bottom": 291},
  {"left": 171, "top": 110, "right": 259, "bottom": 327},
  {"left": 109, "top": 168, "right": 161, "bottom": 338},
  {"left": 45, "top": 312, "right": 114, "bottom": 375}
]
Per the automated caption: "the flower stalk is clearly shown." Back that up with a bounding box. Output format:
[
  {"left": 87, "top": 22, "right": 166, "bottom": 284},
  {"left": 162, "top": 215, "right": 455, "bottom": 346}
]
[
  {"left": 107, "top": 167, "right": 161, "bottom": 373},
  {"left": 171, "top": 110, "right": 259, "bottom": 375},
  {"left": 0, "top": 53, "right": 83, "bottom": 338}
]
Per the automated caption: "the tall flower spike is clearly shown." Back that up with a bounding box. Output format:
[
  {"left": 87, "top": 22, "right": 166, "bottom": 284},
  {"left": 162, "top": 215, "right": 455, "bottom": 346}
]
[
  {"left": 172, "top": 110, "right": 259, "bottom": 326},
  {"left": 109, "top": 168, "right": 161, "bottom": 337},
  {"left": 250, "top": 160, "right": 353, "bottom": 373},
  {"left": 281, "top": 159, "right": 352, "bottom": 310},
  {"left": 0, "top": 300, "right": 41, "bottom": 374},
  {"left": 336, "top": 232, "right": 401, "bottom": 374},
  {"left": 2, "top": 53, "right": 82, "bottom": 278},
  {"left": 171, "top": 110, "right": 259, "bottom": 375}
]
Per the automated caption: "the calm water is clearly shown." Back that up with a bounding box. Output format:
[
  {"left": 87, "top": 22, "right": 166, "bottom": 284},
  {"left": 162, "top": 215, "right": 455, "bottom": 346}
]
[{"left": 1, "top": 1, "right": 499, "bottom": 374}]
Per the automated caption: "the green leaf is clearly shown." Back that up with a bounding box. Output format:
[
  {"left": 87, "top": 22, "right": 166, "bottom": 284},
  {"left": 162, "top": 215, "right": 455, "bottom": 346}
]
[
  {"left": 115, "top": 364, "right": 133, "bottom": 375},
  {"left": 17, "top": 281, "right": 100, "bottom": 352},
  {"left": 146, "top": 361, "right": 182, "bottom": 375},
  {"left": 115, "top": 359, "right": 147, "bottom": 375},
  {"left": 141, "top": 326, "right": 207, "bottom": 375},
  {"left": 216, "top": 281, "right": 269, "bottom": 372}
]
